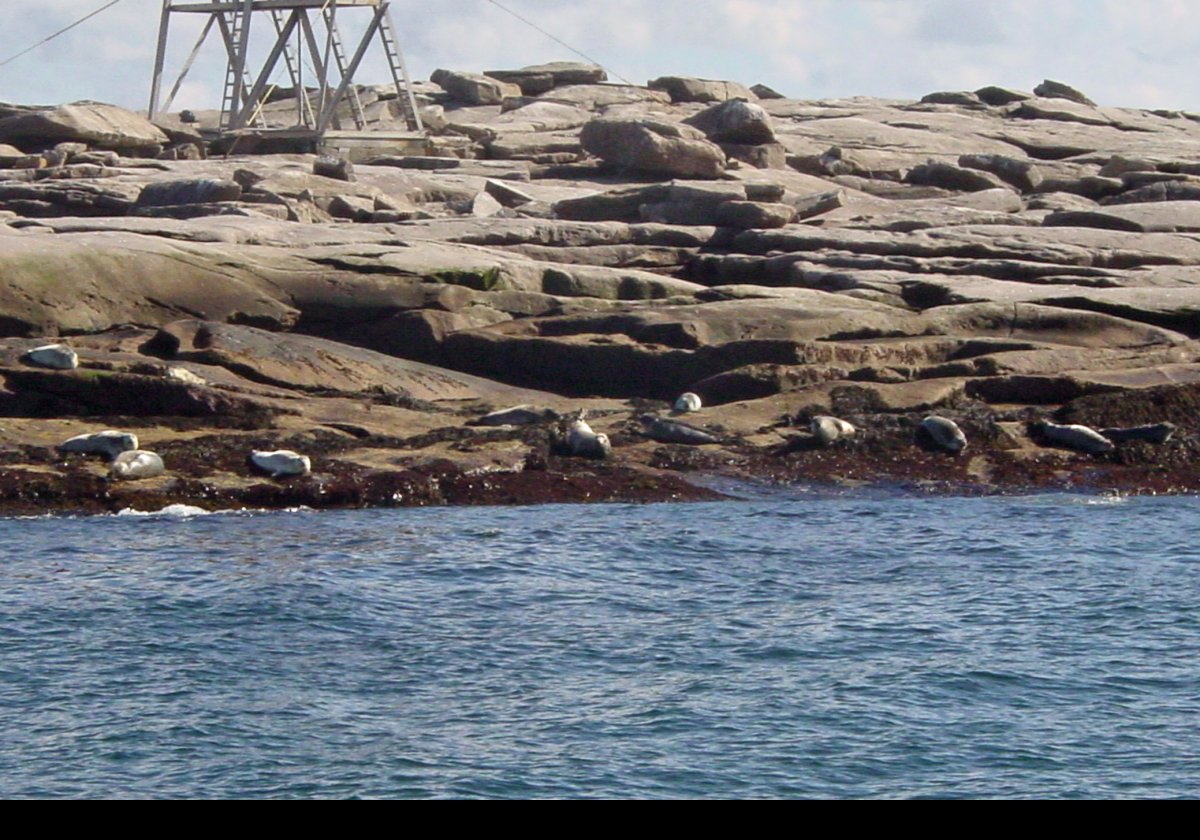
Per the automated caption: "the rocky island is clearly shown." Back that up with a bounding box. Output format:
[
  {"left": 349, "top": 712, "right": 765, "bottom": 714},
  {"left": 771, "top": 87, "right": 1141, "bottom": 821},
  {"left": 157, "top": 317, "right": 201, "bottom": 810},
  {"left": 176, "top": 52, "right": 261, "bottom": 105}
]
[{"left": 1, "top": 65, "right": 1198, "bottom": 514}]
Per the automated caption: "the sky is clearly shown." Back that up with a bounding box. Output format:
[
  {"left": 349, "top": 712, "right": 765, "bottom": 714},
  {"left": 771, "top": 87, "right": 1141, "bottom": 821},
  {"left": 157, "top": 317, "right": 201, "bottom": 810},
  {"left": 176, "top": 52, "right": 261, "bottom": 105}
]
[{"left": 2, "top": 0, "right": 1200, "bottom": 114}]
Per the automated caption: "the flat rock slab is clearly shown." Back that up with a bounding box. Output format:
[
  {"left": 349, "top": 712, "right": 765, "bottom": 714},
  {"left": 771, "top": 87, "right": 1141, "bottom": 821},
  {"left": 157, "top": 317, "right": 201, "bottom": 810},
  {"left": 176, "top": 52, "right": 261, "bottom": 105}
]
[
  {"left": 151, "top": 319, "right": 556, "bottom": 403},
  {"left": 1044, "top": 201, "right": 1200, "bottom": 233}
]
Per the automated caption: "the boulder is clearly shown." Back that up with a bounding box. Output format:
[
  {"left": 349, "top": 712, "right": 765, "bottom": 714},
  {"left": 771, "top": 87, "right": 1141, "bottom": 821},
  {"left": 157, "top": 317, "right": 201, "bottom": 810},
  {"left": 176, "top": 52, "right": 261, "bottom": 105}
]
[
  {"left": 974, "top": 85, "right": 1033, "bottom": 106},
  {"left": 1034, "top": 79, "right": 1097, "bottom": 106},
  {"left": 431, "top": 69, "right": 521, "bottom": 105},
  {"left": 683, "top": 99, "right": 776, "bottom": 144},
  {"left": 647, "top": 76, "right": 757, "bottom": 103},
  {"left": 485, "top": 62, "right": 606, "bottom": 94},
  {"left": 906, "top": 162, "right": 1012, "bottom": 192},
  {"left": 0, "top": 102, "right": 168, "bottom": 154},
  {"left": 579, "top": 118, "right": 727, "bottom": 178},
  {"left": 720, "top": 142, "right": 787, "bottom": 169},
  {"left": 958, "top": 154, "right": 1042, "bottom": 192},
  {"left": 136, "top": 178, "right": 243, "bottom": 207},
  {"left": 712, "top": 201, "right": 796, "bottom": 229}
]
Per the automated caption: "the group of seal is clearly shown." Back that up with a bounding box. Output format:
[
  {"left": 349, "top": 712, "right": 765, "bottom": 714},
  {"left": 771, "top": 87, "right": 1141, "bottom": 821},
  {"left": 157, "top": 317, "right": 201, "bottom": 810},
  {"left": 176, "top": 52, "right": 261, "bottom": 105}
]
[
  {"left": 57, "top": 430, "right": 164, "bottom": 481},
  {"left": 56, "top": 430, "right": 312, "bottom": 481}
]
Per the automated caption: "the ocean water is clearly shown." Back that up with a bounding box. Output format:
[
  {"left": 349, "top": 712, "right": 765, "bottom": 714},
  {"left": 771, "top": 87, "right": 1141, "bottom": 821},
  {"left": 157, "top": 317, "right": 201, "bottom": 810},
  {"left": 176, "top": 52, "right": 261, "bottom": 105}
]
[{"left": 1, "top": 489, "right": 1198, "bottom": 799}]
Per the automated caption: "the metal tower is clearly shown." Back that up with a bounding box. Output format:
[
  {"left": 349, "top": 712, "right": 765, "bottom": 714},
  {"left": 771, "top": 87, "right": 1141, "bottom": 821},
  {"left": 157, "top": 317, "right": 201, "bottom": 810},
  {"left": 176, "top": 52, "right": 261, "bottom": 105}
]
[{"left": 148, "top": 1, "right": 423, "bottom": 135}]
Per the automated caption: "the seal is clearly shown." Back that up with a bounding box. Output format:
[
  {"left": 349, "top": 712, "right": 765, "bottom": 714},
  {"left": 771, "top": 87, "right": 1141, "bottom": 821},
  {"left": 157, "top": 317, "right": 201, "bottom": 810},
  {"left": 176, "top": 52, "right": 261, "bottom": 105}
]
[
  {"left": 673, "top": 392, "right": 702, "bottom": 414},
  {"left": 111, "top": 450, "right": 166, "bottom": 481},
  {"left": 1038, "top": 421, "right": 1113, "bottom": 454},
  {"left": 249, "top": 449, "right": 312, "bottom": 477},
  {"left": 469, "top": 404, "right": 559, "bottom": 427},
  {"left": 810, "top": 415, "right": 855, "bottom": 446},
  {"left": 58, "top": 430, "right": 139, "bottom": 459},
  {"left": 921, "top": 415, "right": 967, "bottom": 453},
  {"left": 166, "top": 366, "right": 206, "bottom": 387},
  {"left": 1099, "top": 422, "right": 1176, "bottom": 445},
  {"left": 22, "top": 343, "right": 79, "bottom": 370},
  {"left": 639, "top": 414, "right": 722, "bottom": 445},
  {"left": 565, "top": 412, "right": 611, "bottom": 459}
]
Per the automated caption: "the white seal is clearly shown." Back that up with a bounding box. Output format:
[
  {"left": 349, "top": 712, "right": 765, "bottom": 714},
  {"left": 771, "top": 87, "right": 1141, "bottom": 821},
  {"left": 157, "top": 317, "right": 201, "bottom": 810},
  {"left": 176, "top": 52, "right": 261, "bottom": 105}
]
[
  {"left": 250, "top": 449, "right": 312, "bottom": 477},
  {"left": 22, "top": 343, "right": 79, "bottom": 370},
  {"left": 111, "top": 450, "right": 166, "bottom": 480},
  {"left": 1038, "top": 421, "right": 1113, "bottom": 454},
  {"left": 166, "top": 366, "right": 206, "bottom": 387},
  {"left": 673, "top": 392, "right": 702, "bottom": 414},
  {"left": 921, "top": 415, "right": 967, "bottom": 453},
  {"left": 59, "top": 430, "right": 139, "bottom": 459},
  {"left": 810, "top": 415, "right": 855, "bottom": 446}
]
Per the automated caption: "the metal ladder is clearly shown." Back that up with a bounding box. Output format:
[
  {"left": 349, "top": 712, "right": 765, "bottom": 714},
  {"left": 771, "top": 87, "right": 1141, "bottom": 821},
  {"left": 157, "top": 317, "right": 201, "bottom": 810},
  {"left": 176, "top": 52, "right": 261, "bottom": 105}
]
[
  {"left": 271, "top": 9, "right": 315, "bottom": 127},
  {"left": 219, "top": 6, "right": 266, "bottom": 130},
  {"left": 321, "top": 5, "right": 368, "bottom": 130},
  {"left": 378, "top": 7, "right": 423, "bottom": 132}
]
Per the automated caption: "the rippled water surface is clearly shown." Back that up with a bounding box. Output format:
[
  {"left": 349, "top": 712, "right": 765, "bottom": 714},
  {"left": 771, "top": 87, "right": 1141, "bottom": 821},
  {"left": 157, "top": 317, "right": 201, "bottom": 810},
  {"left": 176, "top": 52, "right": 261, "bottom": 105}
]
[{"left": 2, "top": 491, "right": 1198, "bottom": 798}]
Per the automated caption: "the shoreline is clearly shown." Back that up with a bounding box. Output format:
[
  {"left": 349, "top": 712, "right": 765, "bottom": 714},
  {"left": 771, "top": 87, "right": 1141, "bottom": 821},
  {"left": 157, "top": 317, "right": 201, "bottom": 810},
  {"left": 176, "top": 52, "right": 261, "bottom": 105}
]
[{"left": 3, "top": 69, "right": 1200, "bottom": 508}]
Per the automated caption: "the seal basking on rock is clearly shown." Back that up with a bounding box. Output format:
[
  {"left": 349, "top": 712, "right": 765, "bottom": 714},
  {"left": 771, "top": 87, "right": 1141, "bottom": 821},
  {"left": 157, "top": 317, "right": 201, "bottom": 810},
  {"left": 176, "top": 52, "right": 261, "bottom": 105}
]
[
  {"left": 250, "top": 450, "right": 312, "bottom": 477},
  {"left": 1038, "top": 421, "right": 1113, "bottom": 454},
  {"left": 469, "top": 404, "right": 559, "bottom": 427},
  {"left": 22, "top": 343, "right": 78, "bottom": 370},
  {"left": 673, "top": 392, "right": 702, "bottom": 414},
  {"left": 59, "top": 430, "right": 139, "bottom": 459},
  {"left": 921, "top": 415, "right": 967, "bottom": 453},
  {"left": 1099, "top": 422, "right": 1176, "bottom": 445},
  {"left": 551, "top": 411, "right": 611, "bottom": 459},
  {"left": 639, "top": 414, "right": 722, "bottom": 445},
  {"left": 810, "top": 415, "right": 855, "bottom": 446},
  {"left": 110, "top": 450, "right": 166, "bottom": 480}
]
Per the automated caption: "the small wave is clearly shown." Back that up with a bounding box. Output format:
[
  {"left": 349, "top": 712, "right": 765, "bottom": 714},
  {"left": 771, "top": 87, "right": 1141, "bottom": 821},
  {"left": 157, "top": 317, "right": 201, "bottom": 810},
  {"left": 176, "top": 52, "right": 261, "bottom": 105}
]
[{"left": 114, "top": 505, "right": 314, "bottom": 519}]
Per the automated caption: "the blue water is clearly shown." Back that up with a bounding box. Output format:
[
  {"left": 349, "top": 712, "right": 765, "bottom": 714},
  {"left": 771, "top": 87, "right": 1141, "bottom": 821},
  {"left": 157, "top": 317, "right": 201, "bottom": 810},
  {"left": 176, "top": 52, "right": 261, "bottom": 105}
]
[{"left": 1, "top": 491, "right": 1198, "bottom": 798}]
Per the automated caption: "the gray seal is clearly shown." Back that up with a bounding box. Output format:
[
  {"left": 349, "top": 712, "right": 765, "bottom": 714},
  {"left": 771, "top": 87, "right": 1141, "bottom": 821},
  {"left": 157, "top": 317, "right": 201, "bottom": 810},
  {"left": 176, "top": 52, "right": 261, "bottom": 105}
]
[
  {"left": 639, "top": 414, "right": 722, "bottom": 445},
  {"left": 551, "top": 411, "right": 610, "bottom": 459},
  {"left": 59, "top": 430, "right": 140, "bottom": 459},
  {"left": 1098, "top": 422, "right": 1176, "bottom": 445},
  {"left": 1038, "top": 421, "right": 1113, "bottom": 454},
  {"left": 469, "top": 404, "right": 559, "bottom": 427},
  {"left": 921, "top": 415, "right": 967, "bottom": 453}
]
